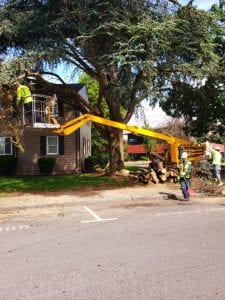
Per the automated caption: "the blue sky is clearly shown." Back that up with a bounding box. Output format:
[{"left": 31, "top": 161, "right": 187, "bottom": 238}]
[{"left": 180, "top": 0, "right": 219, "bottom": 10}]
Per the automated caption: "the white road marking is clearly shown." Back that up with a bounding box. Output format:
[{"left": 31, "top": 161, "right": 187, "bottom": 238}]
[
  {"left": 18, "top": 225, "right": 30, "bottom": 230},
  {"left": 0, "top": 225, "right": 30, "bottom": 233},
  {"left": 84, "top": 206, "right": 102, "bottom": 221},
  {"left": 81, "top": 206, "right": 118, "bottom": 224},
  {"left": 205, "top": 207, "right": 225, "bottom": 212},
  {"left": 6, "top": 226, "right": 16, "bottom": 231},
  {"left": 157, "top": 210, "right": 200, "bottom": 216}
]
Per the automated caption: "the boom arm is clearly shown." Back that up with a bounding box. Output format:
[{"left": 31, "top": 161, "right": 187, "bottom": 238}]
[{"left": 54, "top": 114, "right": 194, "bottom": 163}]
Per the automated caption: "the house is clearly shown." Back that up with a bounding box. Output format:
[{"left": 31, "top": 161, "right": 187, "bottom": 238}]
[
  {"left": 126, "top": 133, "right": 168, "bottom": 160},
  {"left": 126, "top": 134, "right": 147, "bottom": 160},
  {"left": 0, "top": 82, "right": 91, "bottom": 175}
]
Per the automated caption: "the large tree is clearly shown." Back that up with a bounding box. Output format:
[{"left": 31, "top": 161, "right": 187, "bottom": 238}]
[
  {"left": 160, "top": 0, "right": 225, "bottom": 143},
  {"left": 0, "top": 0, "right": 218, "bottom": 171}
]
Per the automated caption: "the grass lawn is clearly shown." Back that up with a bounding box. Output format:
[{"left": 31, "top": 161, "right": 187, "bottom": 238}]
[{"left": 0, "top": 174, "right": 132, "bottom": 193}]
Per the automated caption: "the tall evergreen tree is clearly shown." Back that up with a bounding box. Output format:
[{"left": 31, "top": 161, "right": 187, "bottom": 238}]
[
  {"left": 0, "top": 0, "right": 218, "bottom": 170},
  {"left": 160, "top": 0, "right": 225, "bottom": 143}
]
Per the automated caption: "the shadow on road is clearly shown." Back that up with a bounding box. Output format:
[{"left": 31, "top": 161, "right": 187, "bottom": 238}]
[{"left": 159, "top": 192, "right": 178, "bottom": 200}]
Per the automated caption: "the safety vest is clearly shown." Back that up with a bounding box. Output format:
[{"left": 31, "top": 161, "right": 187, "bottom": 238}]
[
  {"left": 179, "top": 161, "right": 192, "bottom": 179},
  {"left": 16, "top": 85, "right": 32, "bottom": 105},
  {"left": 211, "top": 149, "right": 222, "bottom": 165}
]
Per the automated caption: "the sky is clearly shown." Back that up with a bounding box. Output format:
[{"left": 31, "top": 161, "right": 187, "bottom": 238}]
[{"left": 180, "top": 0, "right": 218, "bottom": 10}]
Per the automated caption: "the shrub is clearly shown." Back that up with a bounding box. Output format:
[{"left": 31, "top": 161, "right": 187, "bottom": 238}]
[
  {"left": 0, "top": 156, "right": 17, "bottom": 175},
  {"left": 140, "top": 156, "right": 148, "bottom": 161},
  {"left": 38, "top": 157, "right": 56, "bottom": 175},
  {"left": 84, "top": 154, "right": 108, "bottom": 172},
  {"left": 84, "top": 156, "right": 97, "bottom": 172}
]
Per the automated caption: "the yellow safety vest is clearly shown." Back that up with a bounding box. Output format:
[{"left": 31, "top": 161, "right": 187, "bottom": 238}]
[
  {"left": 179, "top": 161, "right": 192, "bottom": 179},
  {"left": 16, "top": 85, "right": 32, "bottom": 105}
]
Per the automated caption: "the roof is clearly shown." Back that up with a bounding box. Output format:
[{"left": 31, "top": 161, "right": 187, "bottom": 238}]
[
  {"left": 127, "top": 144, "right": 147, "bottom": 154},
  {"left": 127, "top": 143, "right": 168, "bottom": 154},
  {"left": 67, "top": 83, "right": 86, "bottom": 92}
]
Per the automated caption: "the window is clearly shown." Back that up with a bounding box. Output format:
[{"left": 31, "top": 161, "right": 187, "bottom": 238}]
[
  {"left": 0, "top": 137, "right": 12, "bottom": 155},
  {"left": 128, "top": 135, "right": 144, "bottom": 145},
  {"left": 47, "top": 136, "right": 58, "bottom": 155},
  {"left": 40, "top": 136, "right": 64, "bottom": 155},
  {"left": 83, "top": 138, "right": 91, "bottom": 156},
  {"left": 83, "top": 138, "right": 87, "bottom": 156},
  {"left": 87, "top": 139, "right": 90, "bottom": 155}
]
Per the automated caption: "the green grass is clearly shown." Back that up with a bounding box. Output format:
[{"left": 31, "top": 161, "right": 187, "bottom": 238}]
[
  {"left": 125, "top": 165, "right": 148, "bottom": 172},
  {"left": 0, "top": 174, "right": 131, "bottom": 193}
]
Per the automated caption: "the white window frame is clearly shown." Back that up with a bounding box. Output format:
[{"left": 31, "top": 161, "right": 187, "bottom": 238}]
[
  {"left": 47, "top": 136, "right": 59, "bottom": 155},
  {"left": 0, "top": 137, "right": 12, "bottom": 155},
  {"left": 83, "top": 138, "right": 87, "bottom": 156},
  {"left": 87, "top": 139, "right": 90, "bottom": 156},
  {"left": 83, "top": 138, "right": 91, "bottom": 156}
]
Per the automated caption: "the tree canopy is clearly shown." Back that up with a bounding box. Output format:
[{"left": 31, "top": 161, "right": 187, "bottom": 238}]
[
  {"left": 160, "top": 0, "right": 225, "bottom": 142},
  {"left": 0, "top": 0, "right": 220, "bottom": 170}
]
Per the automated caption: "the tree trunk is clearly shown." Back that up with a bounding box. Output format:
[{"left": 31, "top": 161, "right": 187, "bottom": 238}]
[{"left": 108, "top": 129, "right": 124, "bottom": 172}]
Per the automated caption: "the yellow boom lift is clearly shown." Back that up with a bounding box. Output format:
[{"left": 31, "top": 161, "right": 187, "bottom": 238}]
[{"left": 54, "top": 114, "right": 205, "bottom": 164}]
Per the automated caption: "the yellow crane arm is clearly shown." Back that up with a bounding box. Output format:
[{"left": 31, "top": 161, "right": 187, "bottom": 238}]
[
  {"left": 56, "top": 113, "right": 189, "bottom": 144},
  {"left": 54, "top": 114, "right": 193, "bottom": 163}
]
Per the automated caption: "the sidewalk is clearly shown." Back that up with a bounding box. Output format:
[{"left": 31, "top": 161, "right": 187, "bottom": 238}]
[{"left": 0, "top": 184, "right": 224, "bottom": 210}]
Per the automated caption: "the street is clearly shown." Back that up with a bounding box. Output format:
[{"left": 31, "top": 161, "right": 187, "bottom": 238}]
[{"left": 1, "top": 199, "right": 225, "bottom": 300}]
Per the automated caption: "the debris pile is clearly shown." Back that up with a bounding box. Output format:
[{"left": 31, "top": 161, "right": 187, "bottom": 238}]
[{"left": 115, "top": 160, "right": 225, "bottom": 196}]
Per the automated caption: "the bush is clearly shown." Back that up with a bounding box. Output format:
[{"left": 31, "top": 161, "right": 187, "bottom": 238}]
[
  {"left": 140, "top": 156, "right": 148, "bottom": 161},
  {"left": 38, "top": 157, "right": 56, "bottom": 175},
  {"left": 84, "top": 154, "right": 108, "bottom": 172},
  {"left": 0, "top": 156, "right": 17, "bottom": 175},
  {"left": 84, "top": 156, "right": 97, "bottom": 172}
]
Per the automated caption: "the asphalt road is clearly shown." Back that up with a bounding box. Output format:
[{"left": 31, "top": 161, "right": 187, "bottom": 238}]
[{"left": 1, "top": 200, "right": 225, "bottom": 300}]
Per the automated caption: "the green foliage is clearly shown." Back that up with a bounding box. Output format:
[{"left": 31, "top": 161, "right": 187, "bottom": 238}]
[
  {"left": 0, "top": 0, "right": 221, "bottom": 170},
  {"left": 79, "top": 73, "right": 109, "bottom": 157},
  {"left": 0, "top": 155, "right": 17, "bottom": 175},
  {"left": 124, "top": 165, "right": 142, "bottom": 172},
  {"left": 141, "top": 122, "right": 157, "bottom": 153},
  {"left": 84, "top": 157, "right": 96, "bottom": 172},
  {"left": 0, "top": 1, "right": 218, "bottom": 114},
  {"left": 140, "top": 156, "right": 148, "bottom": 161},
  {"left": 38, "top": 157, "right": 56, "bottom": 175},
  {"left": 84, "top": 154, "right": 108, "bottom": 172},
  {"left": 0, "top": 58, "right": 34, "bottom": 88},
  {"left": 159, "top": 0, "right": 225, "bottom": 140}
]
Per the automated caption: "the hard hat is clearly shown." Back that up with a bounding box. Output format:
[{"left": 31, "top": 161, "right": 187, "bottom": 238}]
[{"left": 181, "top": 152, "right": 188, "bottom": 159}]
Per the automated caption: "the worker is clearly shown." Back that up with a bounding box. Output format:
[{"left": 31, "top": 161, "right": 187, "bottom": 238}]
[
  {"left": 14, "top": 81, "right": 33, "bottom": 123},
  {"left": 209, "top": 144, "right": 223, "bottom": 186},
  {"left": 45, "top": 94, "right": 58, "bottom": 124},
  {"left": 178, "top": 152, "right": 192, "bottom": 201}
]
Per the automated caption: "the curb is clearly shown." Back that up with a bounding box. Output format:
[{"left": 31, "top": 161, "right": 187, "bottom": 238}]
[{"left": 0, "top": 193, "right": 224, "bottom": 211}]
